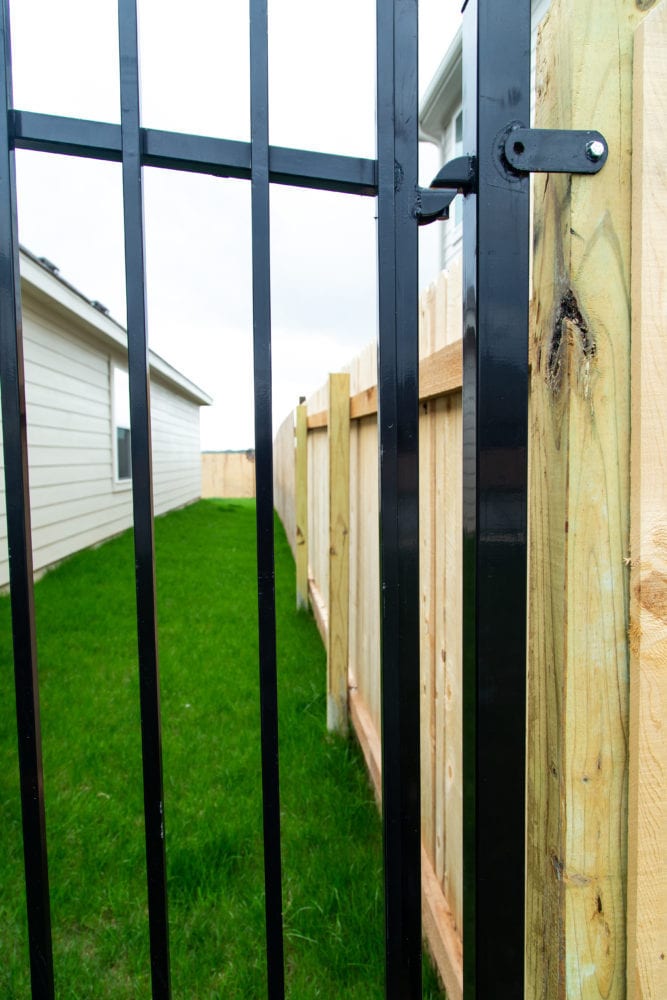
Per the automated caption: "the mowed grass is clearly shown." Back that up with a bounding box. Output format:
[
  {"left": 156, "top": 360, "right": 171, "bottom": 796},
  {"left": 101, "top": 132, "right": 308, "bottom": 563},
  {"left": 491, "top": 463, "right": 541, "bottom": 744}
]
[{"left": 0, "top": 499, "right": 444, "bottom": 998}]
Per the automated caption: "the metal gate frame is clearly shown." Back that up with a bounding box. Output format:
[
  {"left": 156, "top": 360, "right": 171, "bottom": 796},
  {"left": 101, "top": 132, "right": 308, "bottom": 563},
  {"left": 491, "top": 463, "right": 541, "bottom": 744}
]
[{"left": 0, "top": 0, "right": 607, "bottom": 997}]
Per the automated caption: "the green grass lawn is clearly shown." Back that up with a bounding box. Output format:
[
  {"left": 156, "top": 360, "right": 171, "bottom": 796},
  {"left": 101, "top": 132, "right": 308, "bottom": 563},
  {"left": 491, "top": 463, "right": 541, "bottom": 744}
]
[{"left": 0, "top": 499, "right": 444, "bottom": 998}]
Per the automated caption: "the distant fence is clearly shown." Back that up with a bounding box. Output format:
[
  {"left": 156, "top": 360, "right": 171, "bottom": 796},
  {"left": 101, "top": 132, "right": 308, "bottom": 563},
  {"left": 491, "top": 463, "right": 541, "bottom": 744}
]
[
  {"left": 273, "top": 259, "right": 465, "bottom": 998},
  {"left": 201, "top": 451, "right": 256, "bottom": 498}
]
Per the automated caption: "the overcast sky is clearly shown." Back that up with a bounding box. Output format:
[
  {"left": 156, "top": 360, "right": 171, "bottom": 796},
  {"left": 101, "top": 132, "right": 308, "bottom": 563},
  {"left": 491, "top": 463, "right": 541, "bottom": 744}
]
[{"left": 9, "top": 0, "right": 462, "bottom": 450}]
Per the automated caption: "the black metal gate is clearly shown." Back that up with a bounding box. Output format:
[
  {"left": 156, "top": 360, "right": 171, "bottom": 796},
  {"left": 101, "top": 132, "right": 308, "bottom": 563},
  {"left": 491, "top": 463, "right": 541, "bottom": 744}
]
[{"left": 0, "top": 1, "right": 607, "bottom": 997}]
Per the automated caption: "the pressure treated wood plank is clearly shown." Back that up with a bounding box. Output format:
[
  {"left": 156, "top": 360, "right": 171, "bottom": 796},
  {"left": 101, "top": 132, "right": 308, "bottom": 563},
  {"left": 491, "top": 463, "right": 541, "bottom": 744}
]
[
  {"left": 347, "top": 339, "right": 462, "bottom": 422},
  {"left": 308, "top": 577, "right": 328, "bottom": 646},
  {"left": 349, "top": 682, "right": 382, "bottom": 807},
  {"left": 419, "top": 284, "right": 437, "bottom": 861},
  {"left": 307, "top": 424, "right": 329, "bottom": 611},
  {"left": 307, "top": 409, "right": 327, "bottom": 430},
  {"left": 312, "top": 340, "right": 463, "bottom": 427},
  {"left": 327, "top": 372, "right": 350, "bottom": 734},
  {"left": 525, "top": 1, "right": 654, "bottom": 996},
  {"left": 627, "top": 6, "right": 667, "bottom": 998},
  {"left": 419, "top": 340, "right": 463, "bottom": 404},
  {"left": 350, "top": 384, "right": 378, "bottom": 421},
  {"left": 432, "top": 275, "right": 448, "bottom": 889},
  {"left": 358, "top": 416, "right": 381, "bottom": 731},
  {"left": 422, "top": 846, "right": 463, "bottom": 1000},
  {"left": 347, "top": 681, "right": 464, "bottom": 1000},
  {"left": 441, "top": 394, "right": 463, "bottom": 932},
  {"left": 295, "top": 404, "right": 308, "bottom": 610},
  {"left": 442, "top": 266, "right": 463, "bottom": 934}
]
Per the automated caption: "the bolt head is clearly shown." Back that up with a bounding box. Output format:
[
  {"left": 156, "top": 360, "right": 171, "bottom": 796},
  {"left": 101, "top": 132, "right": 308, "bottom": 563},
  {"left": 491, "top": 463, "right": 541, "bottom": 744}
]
[{"left": 586, "top": 139, "right": 606, "bottom": 163}]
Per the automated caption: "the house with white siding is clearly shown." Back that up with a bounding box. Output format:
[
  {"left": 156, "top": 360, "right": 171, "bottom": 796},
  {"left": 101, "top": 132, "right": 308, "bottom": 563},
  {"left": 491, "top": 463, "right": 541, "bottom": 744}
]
[
  {"left": 0, "top": 247, "right": 212, "bottom": 587},
  {"left": 419, "top": 0, "right": 551, "bottom": 274}
]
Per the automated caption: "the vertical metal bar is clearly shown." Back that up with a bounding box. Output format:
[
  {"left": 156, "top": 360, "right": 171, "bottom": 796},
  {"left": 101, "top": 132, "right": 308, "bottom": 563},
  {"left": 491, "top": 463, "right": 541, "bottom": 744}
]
[
  {"left": 117, "top": 2, "right": 171, "bottom": 996},
  {"left": 461, "top": 0, "right": 529, "bottom": 996},
  {"left": 376, "top": 1, "right": 421, "bottom": 997},
  {"left": 249, "top": 1, "right": 285, "bottom": 997},
  {"left": 0, "top": 4, "right": 55, "bottom": 996}
]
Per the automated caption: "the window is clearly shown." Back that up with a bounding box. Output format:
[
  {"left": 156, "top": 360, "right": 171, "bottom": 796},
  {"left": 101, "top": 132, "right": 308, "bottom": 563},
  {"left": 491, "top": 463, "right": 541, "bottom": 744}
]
[
  {"left": 454, "top": 110, "right": 463, "bottom": 227},
  {"left": 440, "top": 107, "right": 464, "bottom": 270},
  {"left": 113, "top": 365, "right": 131, "bottom": 482}
]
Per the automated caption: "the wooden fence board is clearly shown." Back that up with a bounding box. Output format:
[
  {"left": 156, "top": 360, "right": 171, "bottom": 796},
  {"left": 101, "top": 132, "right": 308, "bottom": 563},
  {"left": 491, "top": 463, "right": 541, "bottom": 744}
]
[
  {"left": 295, "top": 404, "right": 308, "bottom": 609},
  {"left": 202, "top": 451, "right": 256, "bottom": 499},
  {"left": 273, "top": 264, "right": 466, "bottom": 993},
  {"left": 526, "top": 0, "right": 650, "bottom": 995},
  {"left": 441, "top": 262, "right": 463, "bottom": 932},
  {"left": 356, "top": 416, "right": 381, "bottom": 732},
  {"left": 432, "top": 274, "right": 448, "bottom": 888},
  {"left": 627, "top": 6, "right": 667, "bottom": 998},
  {"left": 420, "top": 283, "right": 437, "bottom": 861},
  {"left": 442, "top": 394, "right": 462, "bottom": 932},
  {"left": 327, "top": 373, "right": 350, "bottom": 735}
]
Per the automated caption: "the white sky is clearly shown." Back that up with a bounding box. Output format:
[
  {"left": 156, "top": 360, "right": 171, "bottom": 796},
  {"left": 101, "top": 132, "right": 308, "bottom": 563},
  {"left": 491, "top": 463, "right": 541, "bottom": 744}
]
[{"left": 9, "top": 0, "right": 462, "bottom": 450}]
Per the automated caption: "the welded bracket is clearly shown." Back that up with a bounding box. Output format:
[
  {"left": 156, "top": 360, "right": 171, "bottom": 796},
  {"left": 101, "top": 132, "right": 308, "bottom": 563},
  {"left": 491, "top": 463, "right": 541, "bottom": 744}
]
[
  {"left": 504, "top": 127, "right": 608, "bottom": 174},
  {"left": 416, "top": 155, "right": 476, "bottom": 226},
  {"left": 416, "top": 125, "right": 608, "bottom": 226},
  {"left": 415, "top": 187, "right": 458, "bottom": 226}
]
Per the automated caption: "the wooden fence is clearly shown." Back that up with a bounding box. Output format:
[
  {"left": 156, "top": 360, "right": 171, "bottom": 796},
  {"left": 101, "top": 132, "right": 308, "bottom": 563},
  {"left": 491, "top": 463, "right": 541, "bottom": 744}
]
[
  {"left": 273, "top": 2, "right": 667, "bottom": 996},
  {"left": 273, "top": 259, "right": 466, "bottom": 998},
  {"left": 201, "top": 451, "right": 255, "bottom": 498}
]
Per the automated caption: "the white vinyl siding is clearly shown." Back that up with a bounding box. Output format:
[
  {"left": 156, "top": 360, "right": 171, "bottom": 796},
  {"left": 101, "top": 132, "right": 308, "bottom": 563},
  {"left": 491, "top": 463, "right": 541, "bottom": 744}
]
[
  {"left": 0, "top": 281, "right": 204, "bottom": 587},
  {"left": 428, "top": 0, "right": 553, "bottom": 273},
  {"left": 151, "top": 379, "right": 202, "bottom": 516}
]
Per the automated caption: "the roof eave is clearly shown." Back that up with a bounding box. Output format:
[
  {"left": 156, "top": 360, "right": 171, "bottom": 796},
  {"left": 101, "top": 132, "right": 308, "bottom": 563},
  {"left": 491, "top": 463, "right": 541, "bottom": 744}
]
[
  {"left": 19, "top": 248, "right": 212, "bottom": 407},
  {"left": 419, "top": 25, "right": 463, "bottom": 143}
]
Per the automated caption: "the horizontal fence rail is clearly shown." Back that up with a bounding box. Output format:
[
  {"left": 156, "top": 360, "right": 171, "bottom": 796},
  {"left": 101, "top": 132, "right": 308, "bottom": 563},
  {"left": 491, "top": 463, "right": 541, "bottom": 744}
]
[
  {"left": 11, "top": 111, "right": 378, "bottom": 197},
  {"left": 306, "top": 338, "right": 462, "bottom": 429}
]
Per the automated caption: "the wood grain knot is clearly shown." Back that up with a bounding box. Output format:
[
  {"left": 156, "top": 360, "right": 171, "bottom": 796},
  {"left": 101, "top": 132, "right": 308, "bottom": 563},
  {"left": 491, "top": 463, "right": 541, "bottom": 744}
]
[
  {"left": 635, "top": 570, "right": 667, "bottom": 623},
  {"left": 547, "top": 288, "right": 595, "bottom": 394}
]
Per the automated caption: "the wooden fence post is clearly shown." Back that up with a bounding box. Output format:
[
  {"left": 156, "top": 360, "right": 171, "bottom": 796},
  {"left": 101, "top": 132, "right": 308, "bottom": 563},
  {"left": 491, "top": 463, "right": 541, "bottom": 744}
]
[
  {"left": 627, "top": 6, "right": 667, "bottom": 998},
  {"left": 526, "top": 1, "right": 654, "bottom": 996},
  {"left": 327, "top": 373, "right": 350, "bottom": 735},
  {"left": 295, "top": 403, "right": 309, "bottom": 610}
]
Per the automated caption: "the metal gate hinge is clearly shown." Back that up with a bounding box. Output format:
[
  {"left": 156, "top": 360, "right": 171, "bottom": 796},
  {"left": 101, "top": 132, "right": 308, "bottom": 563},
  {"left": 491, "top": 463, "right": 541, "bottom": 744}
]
[
  {"left": 504, "top": 127, "right": 608, "bottom": 175},
  {"left": 416, "top": 155, "right": 476, "bottom": 226}
]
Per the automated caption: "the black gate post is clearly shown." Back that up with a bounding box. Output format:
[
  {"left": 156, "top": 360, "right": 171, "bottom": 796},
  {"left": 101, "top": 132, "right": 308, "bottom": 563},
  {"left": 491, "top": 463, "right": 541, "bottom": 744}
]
[
  {"left": 461, "top": 0, "right": 530, "bottom": 995},
  {"left": 118, "top": 1, "right": 171, "bottom": 995},
  {"left": 376, "top": 1, "right": 422, "bottom": 997},
  {"left": 249, "top": 0, "right": 286, "bottom": 996},
  {"left": 0, "top": 3, "right": 55, "bottom": 996}
]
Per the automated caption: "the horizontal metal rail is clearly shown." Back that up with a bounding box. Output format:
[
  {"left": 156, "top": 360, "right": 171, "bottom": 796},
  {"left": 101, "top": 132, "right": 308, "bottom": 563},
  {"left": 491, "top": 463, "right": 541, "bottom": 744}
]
[{"left": 11, "top": 111, "right": 377, "bottom": 196}]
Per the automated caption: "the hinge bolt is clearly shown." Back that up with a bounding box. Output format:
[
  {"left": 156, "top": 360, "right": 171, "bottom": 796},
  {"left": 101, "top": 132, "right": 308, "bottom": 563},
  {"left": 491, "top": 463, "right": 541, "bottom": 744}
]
[{"left": 586, "top": 139, "right": 606, "bottom": 162}]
